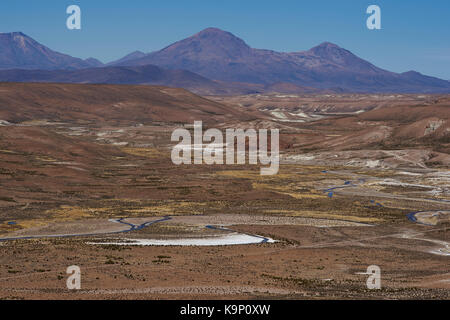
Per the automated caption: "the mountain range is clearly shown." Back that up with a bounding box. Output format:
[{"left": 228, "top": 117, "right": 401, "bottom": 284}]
[{"left": 0, "top": 28, "right": 449, "bottom": 94}]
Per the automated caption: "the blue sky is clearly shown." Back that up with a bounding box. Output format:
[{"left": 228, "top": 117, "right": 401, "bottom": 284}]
[{"left": 0, "top": 0, "right": 449, "bottom": 79}]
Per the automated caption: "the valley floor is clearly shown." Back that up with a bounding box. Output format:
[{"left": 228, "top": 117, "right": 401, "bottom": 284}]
[{"left": 0, "top": 87, "right": 448, "bottom": 299}]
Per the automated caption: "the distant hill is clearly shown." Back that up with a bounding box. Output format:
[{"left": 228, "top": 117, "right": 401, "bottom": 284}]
[
  {"left": 84, "top": 57, "right": 104, "bottom": 68},
  {"left": 107, "top": 51, "right": 147, "bottom": 65}
]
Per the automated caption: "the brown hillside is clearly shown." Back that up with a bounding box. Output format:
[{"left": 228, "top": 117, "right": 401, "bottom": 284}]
[{"left": 0, "top": 82, "right": 255, "bottom": 125}]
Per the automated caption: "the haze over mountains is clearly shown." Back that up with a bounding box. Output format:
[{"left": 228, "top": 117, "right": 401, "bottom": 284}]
[{"left": 0, "top": 29, "right": 449, "bottom": 93}]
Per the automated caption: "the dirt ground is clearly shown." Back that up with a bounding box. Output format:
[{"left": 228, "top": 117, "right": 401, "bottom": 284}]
[
  {"left": 0, "top": 220, "right": 448, "bottom": 299},
  {"left": 0, "top": 88, "right": 448, "bottom": 299}
]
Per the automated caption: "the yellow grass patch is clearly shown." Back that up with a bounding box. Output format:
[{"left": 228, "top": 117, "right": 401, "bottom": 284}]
[
  {"left": 35, "top": 156, "right": 58, "bottom": 162},
  {"left": 49, "top": 205, "right": 97, "bottom": 221},
  {"left": 1, "top": 206, "right": 98, "bottom": 233},
  {"left": 121, "top": 147, "right": 166, "bottom": 159},
  {"left": 0, "top": 149, "right": 18, "bottom": 154},
  {"left": 122, "top": 201, "right": 207, "bottom": 216},
  {"left": 252, "top": 182, "right": 326, "bottom": 199},
  {"left": 283, "top": 193, "right": 328, "bottom": 199},
  {"left": 14, "top": 220, "right": 49, "bottom": 229},
  {"left": 265, "top": 209, "right": 382, "bottom": 223}
]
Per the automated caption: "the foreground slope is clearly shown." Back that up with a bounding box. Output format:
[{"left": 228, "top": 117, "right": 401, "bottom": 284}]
[{"left": 0, "top": 82, "right": 255, "bottom": 124}]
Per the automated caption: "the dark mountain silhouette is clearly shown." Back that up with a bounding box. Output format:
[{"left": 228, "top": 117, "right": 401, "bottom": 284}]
[
  {"left": 113, "top": 28, "right": 450, "bottom": 93},
  {"left": 0, "top": 64, "right": 272, "bottom": 95},
  {"left": 0, "top": 32, "right": 92, "bottom": 70}
]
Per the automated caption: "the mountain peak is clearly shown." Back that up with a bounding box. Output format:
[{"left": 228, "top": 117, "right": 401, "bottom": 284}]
[
  {"left": 193, "top": 27, "right": 245, "bottom": 40},
  {"left": 106, "top": 51, "right": 147, "bottom": 66},
  {"left": 308, "top": 42, "right": 344, "bottom": 54},
  {"left": 130, "top": 50, "right": 145, "bottom": 55},
  {"left": 306, "top": 41, "right": 362, "bottom": 66},
  {"left": 84, "top": 57, "right": 104, "bottom": 67},
  {"left": 0, "top": 31, "right": 91, "bottom": 70},
  {"left": 2, "top": 31, "right": 26, "bottom": 36},
  {"left": 0, "top": 31, "right": 39, "bottom": 51},
  {"left": 3, "top": 32, "right": 32, "bottom": 42},
  {"left": 402, "top": 70, "right": 422, "bottom": 76},
  {"left": 121, "top": 51, "right": 146, "bottom": 60},
  {"left": 190, "top": 27, "right": 249, "bottom": 46},
  {"left": 196, "top": 27, "right": 229, "bottom": 36},
  {"left": 1, "top": 32, "right": 28, "bottom": 41},
  {"left": 317, "top": 41, "right": 340, "bottom": 48},
  {"left": 159, "top": 27, "right": 251, "bottom": 59}
]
